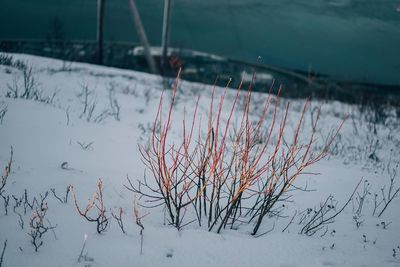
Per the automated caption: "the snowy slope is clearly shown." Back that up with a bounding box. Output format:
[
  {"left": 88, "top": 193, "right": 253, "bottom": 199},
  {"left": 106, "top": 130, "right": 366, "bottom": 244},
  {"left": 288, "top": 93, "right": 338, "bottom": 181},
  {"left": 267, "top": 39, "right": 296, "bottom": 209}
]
[{"left": 0, "top": 54, "right": 399, "bottom": 267}]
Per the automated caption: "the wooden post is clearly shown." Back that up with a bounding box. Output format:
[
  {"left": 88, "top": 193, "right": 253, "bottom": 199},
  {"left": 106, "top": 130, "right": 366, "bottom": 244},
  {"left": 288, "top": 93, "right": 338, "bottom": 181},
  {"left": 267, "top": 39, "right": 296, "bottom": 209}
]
[
  {"left": 97, "top": 0, "right": 105, "bottom": 64},
  {"left": 160, "top": 0, "right": 171, "bottom": 72},
  {"left": 128, "top": 0, "right": 158, "bottom": 74}
]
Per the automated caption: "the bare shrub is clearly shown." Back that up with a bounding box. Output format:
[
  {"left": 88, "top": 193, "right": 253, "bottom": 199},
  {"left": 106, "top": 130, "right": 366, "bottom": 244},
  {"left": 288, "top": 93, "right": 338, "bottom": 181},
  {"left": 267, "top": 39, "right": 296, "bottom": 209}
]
[
  {"left": 5, "top": 66, "right": 57, "bottom": 104},
  {"left": 126, "top": 70, "right": 346, "bottom": 234},
  {"left": 0, "top": 54, "right": 14, "bottom": 66},
  {"left": 0, "top": 53, "right": 27, "bottom": 71},
  {"left": 77, "top": 84, "right": 107, "bottom": 123},
  {"left": 77, "top": 83, "right": 121, "bottom": 123},
  {"left": 28, "top": 203, "right": 57, "bottom": 252},
  {"left": 71, "top": 179, "right": 109, "bottom": 234},
  {"left": 20, "top": 66, "right": 38, "bottom": 100}
]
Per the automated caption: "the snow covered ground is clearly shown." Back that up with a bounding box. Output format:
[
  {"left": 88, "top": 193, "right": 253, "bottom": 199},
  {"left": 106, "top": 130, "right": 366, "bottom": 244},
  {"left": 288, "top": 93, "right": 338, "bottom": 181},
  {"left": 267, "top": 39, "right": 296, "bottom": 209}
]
[{"left": 0, "top": 53, "right": 399, "bottom": 267}]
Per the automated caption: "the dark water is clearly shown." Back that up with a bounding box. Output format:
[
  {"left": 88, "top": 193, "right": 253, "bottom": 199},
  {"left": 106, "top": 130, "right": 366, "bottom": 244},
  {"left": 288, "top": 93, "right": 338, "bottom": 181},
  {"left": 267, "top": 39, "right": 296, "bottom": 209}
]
[{"left": 1, "top": 0, "right": 400, "bottom": 85}]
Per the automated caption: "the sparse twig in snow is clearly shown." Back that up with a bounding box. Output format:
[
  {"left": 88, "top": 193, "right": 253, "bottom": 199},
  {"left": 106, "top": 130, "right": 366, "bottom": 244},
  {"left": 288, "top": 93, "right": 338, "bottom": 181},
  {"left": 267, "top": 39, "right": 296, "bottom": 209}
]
[
  {"left": 111, "top": 207, "right": 126, "bottom": 234},
  {"left": 77, "top": 141, "right": 94, "bottom": 151},
  {"left": 377, "top": 164, "right": 400, "bottom": 217},
  {"left": 1, "top": 195, "right": 9, "bottom": 215},
  {"left": 77, "top": 234, "right": 94, "bottom": 263},
  {"left": 282, "top": 211, "right": 297, "bottom": 233},
  {"left": 0, "top": 240, "right": 6, "bottom": 267},
  {"left": 133, "top": 193, "right": 145, "bottom": 255},
  {"left": 107, "top": 82, "right": 120, "bottom": 121},
  {"left": 0, "top": 147, "right": 13, "bottom": 194},
  {"left": 301, "top": 177, "right": 363, "bottom": 236},
  {"left": 0, "top": 105, "right": 7, "bottom": 125},
  {"left": 354, "top": 180, "right": 371, "bottom": 216},
  {"left": 50, "top": 186, "right": 70, "bottom": 204},
  {"left": 65, "top": 106, "right": 70, "bottom": 126},
  {"left": 71, "top": 179, "right": 109, "bottom": 234},
  {"left": 28, "top": 203, "right": 57, "bottom": 252},
  {"left": 16, "top": 211, "right": 24, "bottom": 229}
]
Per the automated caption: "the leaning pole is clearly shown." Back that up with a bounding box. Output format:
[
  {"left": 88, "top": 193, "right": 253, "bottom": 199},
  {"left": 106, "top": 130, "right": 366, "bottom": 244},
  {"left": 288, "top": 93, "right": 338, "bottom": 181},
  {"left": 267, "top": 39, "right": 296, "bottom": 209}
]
[{"left": 128, "top": 0, "right": 159, "bottom": 74}]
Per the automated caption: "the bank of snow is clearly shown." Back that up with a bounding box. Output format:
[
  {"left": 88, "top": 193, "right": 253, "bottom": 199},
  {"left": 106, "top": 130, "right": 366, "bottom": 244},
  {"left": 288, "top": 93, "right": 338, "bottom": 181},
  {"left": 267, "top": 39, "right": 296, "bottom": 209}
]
[{"left": 0, "top": 54, "right": 399, "bottom": 267}]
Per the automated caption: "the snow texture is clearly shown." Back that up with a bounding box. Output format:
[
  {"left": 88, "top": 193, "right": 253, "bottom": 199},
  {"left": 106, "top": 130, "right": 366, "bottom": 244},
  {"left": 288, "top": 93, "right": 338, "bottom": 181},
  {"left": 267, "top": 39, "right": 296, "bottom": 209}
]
[{"left": 0, "top": 53, "right": 399, "bottom": 266}]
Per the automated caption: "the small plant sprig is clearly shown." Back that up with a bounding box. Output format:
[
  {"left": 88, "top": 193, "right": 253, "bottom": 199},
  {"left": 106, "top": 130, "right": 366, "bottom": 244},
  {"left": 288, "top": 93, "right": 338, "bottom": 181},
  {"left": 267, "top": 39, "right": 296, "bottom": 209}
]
[
  {"left": 28, "top": 203, "right": 57, "bottom": 252},
  {"left": 376, "top": 221, "right": 392, "bottom": 229},
  {"left": 23, "top": 189, "right": 38, "bottom": 215},
  {"left": 11, "top": 194, "right": 23, "bottom": 213},
  {"left": 376, "top": 164, "right": 399, "bottom": 217},
  {"left": 111, "top": 207, "right": 126, "bottom": 234},
  {"left": 0, "top": 104, "right": 7, "bottom": 125},
  {"left": 16, "top": 212, "right": 24, "bottom": 230},
  {"left": 6, "top": 66, "right": 57, "bottom": 104},
  {"left": 1, "top": 195, "right": 9, "bottom": 216},
  {"left": 1, "top": 147, "right": 13, "bottom": 216},
  {"left": 77, "top": 84, "right": 114, "bottom": 123},
  {"left": 0, "top": 53, "right": 27, "bottom": 71},
  {"left": 77, "top": 141, "right": 94, "bottom": 151},
  {"left": 354, "top": 179, "right": 371, "bottom": 216},
  {"left": 50, "top": 186, "right": 70, "bottom": 204},
  {"left": 133, "top": 193, "right": 145, "bottom": 255},
  {"left": 353, "top": 215, "right": 364, "bottom": 229},
  {"left": 77, "top": 234, "right": 94, "bottom": 263},
  {"left": 0, "top": 147, "right": 13, "bottom": 194},
  {"left": 0, "top": 239, "right": 7, "bottom": 267},
  {"left": 107, "top": 82, "right": 120, "bottom": 121},
  {"left": 393, "top": 245, "right": 400, "bottom": 258},
  {"left": 71, "top": 179, "right": 109, "bottom": 234}
]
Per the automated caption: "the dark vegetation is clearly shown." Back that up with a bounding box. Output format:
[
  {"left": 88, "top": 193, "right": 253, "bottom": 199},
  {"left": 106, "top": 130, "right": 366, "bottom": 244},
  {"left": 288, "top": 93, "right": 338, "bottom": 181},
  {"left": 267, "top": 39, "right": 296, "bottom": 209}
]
[{"left": 1, "top": 41, "right": 399, "bottom": 109}]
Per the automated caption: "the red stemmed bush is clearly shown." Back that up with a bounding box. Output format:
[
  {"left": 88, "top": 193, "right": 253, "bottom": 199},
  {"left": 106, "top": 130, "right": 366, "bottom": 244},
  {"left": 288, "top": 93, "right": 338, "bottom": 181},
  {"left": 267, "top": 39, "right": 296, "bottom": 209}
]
[{"left": 126, "top": 69, "right": 345, "bottom": 234}]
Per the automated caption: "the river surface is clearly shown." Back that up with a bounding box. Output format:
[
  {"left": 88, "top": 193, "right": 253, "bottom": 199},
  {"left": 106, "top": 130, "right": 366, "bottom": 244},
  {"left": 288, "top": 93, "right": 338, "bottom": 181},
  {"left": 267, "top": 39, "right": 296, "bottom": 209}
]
[{"left": 1, "top": 0, "right": 400, "bottom": 85}]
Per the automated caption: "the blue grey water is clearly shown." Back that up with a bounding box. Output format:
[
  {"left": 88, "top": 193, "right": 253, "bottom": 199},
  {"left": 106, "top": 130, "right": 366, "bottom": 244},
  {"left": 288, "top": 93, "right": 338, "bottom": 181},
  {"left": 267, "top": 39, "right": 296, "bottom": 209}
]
[{"left": 1, "top": 0, "right": 399, "bottom": 85}]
